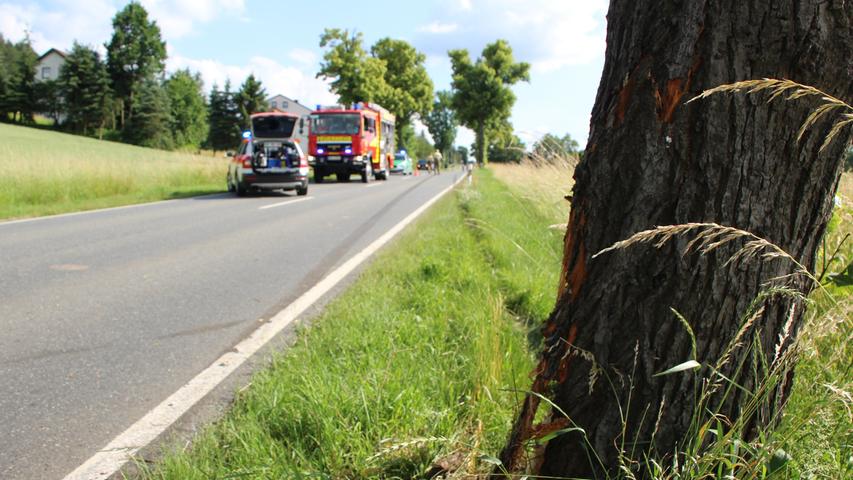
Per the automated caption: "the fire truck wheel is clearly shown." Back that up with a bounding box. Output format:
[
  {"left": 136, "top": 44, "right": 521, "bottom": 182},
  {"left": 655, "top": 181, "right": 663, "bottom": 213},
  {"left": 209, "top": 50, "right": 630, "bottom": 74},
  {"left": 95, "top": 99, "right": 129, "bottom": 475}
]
[
  {"left": 315, "top": 174, "right": 324, "bottom": 184},
  {"left": 361, "top": 162, "right": 373, "bottom": 183},
  {"left": 235, "top": 181, "right": 247, "bottom": 197}
]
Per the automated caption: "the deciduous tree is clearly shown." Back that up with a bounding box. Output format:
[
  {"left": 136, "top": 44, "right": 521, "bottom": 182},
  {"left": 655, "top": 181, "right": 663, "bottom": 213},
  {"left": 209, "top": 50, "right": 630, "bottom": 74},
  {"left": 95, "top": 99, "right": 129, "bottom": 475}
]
[
  {"left": 531, "top": 133, "right": 579, "bottom": 160},
  {"left": 371, "top": 38, "right": 433, "bottom": 150},
  {"left": 424, "top": 90, "right": 457, "bottom": 159},
  {"left": 317, "top": 29, "right": 387, "bottom": 106},
  {"left": 497, "top": 1, "right": 853, "bottom": 478},
  {"left": 450, "top": 40, "right": 529, "bottom": 165},
  {"left": 166, "top": 69, "right": 208, "bottom": 149}
]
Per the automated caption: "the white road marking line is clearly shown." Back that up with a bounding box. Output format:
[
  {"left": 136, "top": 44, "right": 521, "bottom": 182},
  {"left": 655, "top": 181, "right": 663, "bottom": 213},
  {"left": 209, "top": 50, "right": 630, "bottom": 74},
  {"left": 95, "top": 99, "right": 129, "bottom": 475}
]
[
  {"left": 365, "top": 182, "right": 384, "bottom": 188},
  {"left": 258, "top": 196, "right": 314, "bottom": 210},
  {"left": 62, "top": 173, "right": 464, "bottom": 480}
]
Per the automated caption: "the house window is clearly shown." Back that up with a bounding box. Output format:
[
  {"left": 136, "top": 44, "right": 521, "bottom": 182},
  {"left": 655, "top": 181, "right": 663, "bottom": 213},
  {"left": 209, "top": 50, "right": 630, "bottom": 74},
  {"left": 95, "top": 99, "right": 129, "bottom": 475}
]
[
  {"left": 282, "top": 101, "right": 289, "bottom": 109},
  {"left": 41, "top": 66, "right": 51, "bottom": 79},
  {"left": 270, "top": 100, "right": 277, "bottom": 109}
]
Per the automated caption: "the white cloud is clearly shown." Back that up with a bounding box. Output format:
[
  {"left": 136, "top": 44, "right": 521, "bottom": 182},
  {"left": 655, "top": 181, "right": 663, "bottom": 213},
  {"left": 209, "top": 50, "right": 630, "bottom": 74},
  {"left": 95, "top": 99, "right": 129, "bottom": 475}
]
[
  {"left": 140, "top": 0, "right": 245, "bottom": 38},
  {"left": 0, "top": 0, "right": 114, "bottom": 54},
  {"left": 167, "top": 53, "right": 337, "bottom": 107},
  {"left": 418, "top": 0, "right": 607, "bottom": 72},
  {"left": 288, "top": 48, "right": 317, "bottom": 66},
  {"left": 417, "top": 21, "right": 458, "bottom": 34}
]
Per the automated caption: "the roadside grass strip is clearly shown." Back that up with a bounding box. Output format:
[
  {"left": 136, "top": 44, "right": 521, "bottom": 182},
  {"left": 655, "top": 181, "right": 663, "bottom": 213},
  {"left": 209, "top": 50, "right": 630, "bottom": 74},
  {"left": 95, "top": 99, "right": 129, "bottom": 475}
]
[
  {"left": 0, "top": 123, "right": 227, "bottom": 220},
  {"left": 141, "top": 169, "right": 565, "bottom": 479},
  {"left": 777, "top": 172, "right": 853, "bottom": 478}
]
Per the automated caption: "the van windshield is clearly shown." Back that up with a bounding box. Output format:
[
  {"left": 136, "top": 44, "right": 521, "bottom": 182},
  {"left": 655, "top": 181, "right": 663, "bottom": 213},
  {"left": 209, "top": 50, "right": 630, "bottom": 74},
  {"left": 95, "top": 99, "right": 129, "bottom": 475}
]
[{"left": 311, "top": 114, "right": 361, "bottom": 135}]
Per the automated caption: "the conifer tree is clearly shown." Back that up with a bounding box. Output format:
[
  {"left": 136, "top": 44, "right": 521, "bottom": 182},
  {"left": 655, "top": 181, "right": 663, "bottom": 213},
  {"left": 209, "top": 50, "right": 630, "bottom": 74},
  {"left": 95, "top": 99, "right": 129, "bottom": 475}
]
[
  {"left": 207, "top": 80, "right": 241, "bottom": 152},
  {"left": 235, "top": 74, "right": 267, "bottom": 129},
  {"left": 58, "top": 43, "right": 112, "bottom": 136},
  {"left": 124, "top": 77, "right": 173, "bottom": 150}
]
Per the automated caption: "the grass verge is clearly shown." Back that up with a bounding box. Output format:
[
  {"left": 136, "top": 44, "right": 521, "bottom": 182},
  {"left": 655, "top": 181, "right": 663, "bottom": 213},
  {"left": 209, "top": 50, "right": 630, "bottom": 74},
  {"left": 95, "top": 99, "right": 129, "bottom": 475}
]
[
  {"left": 140, "top": 168, "right": 564, "bottom": 479},
  {"left": 776, "top": 173, "right": 853, "bottom": 478},
  {"left": 0, "top": 123, "right": 227, "bottom": 220}
]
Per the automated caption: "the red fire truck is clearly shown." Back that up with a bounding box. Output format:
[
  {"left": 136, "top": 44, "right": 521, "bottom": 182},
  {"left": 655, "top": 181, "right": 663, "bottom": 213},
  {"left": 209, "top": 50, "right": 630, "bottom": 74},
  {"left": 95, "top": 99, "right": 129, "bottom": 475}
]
[{"left": 308, "top": 102, "right": 395, "bottom": 183}]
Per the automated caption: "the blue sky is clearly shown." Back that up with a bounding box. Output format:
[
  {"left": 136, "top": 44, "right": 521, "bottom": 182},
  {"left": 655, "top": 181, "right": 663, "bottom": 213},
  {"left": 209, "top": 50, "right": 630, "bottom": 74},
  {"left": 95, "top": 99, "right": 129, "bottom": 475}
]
[{"left": 0, "top": 0, "right": 608, "bottom": 149}]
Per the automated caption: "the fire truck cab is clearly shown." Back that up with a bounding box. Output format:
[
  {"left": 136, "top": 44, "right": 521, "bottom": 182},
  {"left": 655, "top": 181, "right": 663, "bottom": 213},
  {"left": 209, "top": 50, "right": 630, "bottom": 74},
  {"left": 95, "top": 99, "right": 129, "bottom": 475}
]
[{"left": 308, "top": 102, "right": 395, "bottom": 183}]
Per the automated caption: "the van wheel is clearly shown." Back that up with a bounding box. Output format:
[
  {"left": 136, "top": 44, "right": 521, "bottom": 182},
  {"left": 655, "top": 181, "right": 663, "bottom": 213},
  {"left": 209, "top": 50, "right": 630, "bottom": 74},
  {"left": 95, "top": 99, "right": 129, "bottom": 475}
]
[
  {"left": 315, "top": 174, "right": 324, "bottom": 184},
  {"left": 296, "top": 185, "right": 308, "bottom": 196},
  {"left": 235, "top": 182, "right": 247, "bottom": 197}
]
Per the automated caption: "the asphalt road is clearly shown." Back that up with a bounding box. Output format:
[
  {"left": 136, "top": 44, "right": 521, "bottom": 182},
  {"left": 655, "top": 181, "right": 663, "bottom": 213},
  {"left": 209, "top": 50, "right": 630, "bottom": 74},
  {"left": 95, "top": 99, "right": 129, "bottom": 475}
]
[{"left": 0, "top": 170, "right": 460, "bottom": 480}]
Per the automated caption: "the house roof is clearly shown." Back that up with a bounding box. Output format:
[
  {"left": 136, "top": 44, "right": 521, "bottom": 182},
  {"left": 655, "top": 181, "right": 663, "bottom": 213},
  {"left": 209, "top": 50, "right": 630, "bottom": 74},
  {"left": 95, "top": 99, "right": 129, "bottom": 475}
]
[{"left": 37, "top": 48, "right": 68, "bottom": 61}]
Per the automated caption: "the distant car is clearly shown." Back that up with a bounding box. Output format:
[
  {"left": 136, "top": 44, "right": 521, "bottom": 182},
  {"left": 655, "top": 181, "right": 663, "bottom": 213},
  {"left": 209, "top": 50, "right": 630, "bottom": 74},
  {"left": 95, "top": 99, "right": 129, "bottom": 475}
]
[
  {"left": 391, "top": 152, "right": 413, "bottom": 175},
  {"left": 227, "top": 112, "right": 309, "bottom": 196},
  {"left": 417, "top": 159, "right": 429, "bottom": 170}
]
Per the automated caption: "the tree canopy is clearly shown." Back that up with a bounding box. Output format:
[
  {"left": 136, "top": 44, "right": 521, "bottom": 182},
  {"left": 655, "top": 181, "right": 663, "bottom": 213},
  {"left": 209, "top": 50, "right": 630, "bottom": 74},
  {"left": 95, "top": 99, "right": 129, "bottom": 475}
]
[
  {"left": 531, "top": 133, "right": 579, "bottom": 160},
  {"left": 166, "top": 69, "right": 208, "bottom": 149},
  {"left": 124, "top": 77, "right": 172, "bottom": 150},
  {"left": 423, "top": 90, "right": 457, "bottom": 159},
  {"left": 0, "top": 34, "right": 38, "bottom": 123},
  {"left": 207, "top": 81, "right": 241, "bottom": 152},
  {"left": 317, "top": 29, "right": 387, "bottom": 106},
  {"left": 236, "top": 74, "right": 267, "bottom": 129},
  {"left": 370, "top": 38, "right": 434, "bottom": 149},
  {"left": 450, "top": 39, "right": 529, "bottom": 165},
  {"left": 58, "top": 43, "right": 112, "bottom": 136},
  {"left": 106, "top": 1, "right": 166, "bottom": 126}
]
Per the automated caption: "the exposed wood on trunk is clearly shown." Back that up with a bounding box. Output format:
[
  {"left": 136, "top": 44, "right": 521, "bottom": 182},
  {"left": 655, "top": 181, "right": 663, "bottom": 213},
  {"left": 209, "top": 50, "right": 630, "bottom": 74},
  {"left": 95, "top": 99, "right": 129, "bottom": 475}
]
[{"left": 497, "top": 0, "right": 852, "bottom": 477}]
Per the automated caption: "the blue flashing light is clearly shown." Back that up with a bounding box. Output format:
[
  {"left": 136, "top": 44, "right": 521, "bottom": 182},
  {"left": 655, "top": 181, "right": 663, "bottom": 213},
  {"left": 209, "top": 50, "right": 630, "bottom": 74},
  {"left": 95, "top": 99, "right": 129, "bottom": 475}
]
[
  {"left": 317, "top": 147, "right": 325, "bottom": 155},
  {"left": 344, "top": 147, "right": 353, "bottom": 155},
  {"left": 399, "top": 149, "right": 407, "bottom": 154},
  {"left": 242, "top": 130, "right": 252, "bottom": 139}
]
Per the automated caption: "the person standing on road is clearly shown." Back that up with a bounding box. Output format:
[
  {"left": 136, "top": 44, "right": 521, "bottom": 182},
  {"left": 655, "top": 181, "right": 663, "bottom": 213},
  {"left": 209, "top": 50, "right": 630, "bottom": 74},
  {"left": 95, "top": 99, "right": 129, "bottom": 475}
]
[{"left": 432, "top": 150, "right": 442, "bottom": 175}]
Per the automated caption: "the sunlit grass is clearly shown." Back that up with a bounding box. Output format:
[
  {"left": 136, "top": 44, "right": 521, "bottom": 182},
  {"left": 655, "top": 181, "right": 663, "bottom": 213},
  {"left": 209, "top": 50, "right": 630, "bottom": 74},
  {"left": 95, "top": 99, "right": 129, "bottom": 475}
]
[
  {"left": 0, "top": 123, "right": 227, "bottom": 220},
  {"left": 140, "top": 169, "right": 567, "bottom": 478}
]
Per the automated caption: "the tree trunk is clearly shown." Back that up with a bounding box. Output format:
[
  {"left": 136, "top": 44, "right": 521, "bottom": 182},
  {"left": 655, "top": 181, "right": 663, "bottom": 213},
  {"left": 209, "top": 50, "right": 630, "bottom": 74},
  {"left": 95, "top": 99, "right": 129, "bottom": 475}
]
[
  {"left": 498, "top": 1, "right": 852, "bottom": 478},
  {"left": 477, "top": 120, "right": 488, "bottom": 165}
]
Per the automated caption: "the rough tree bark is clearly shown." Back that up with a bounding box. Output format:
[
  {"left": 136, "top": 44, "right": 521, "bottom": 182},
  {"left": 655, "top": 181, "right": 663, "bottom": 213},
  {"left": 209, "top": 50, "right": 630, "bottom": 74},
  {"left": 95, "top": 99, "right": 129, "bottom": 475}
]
[{"left": 497, "top": 1, "right": 852, "bottom": 478}]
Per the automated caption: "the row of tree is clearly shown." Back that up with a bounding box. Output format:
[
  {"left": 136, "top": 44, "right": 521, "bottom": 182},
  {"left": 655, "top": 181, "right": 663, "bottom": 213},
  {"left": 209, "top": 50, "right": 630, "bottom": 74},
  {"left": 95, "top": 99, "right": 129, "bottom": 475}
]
[
  {"left": 317, "top": 30, "right": 538, "bottom": 165},
  {"left": 0, "top": 3, "right": 265, "bottom": 153},
  {"left": 3, "top": 4, "right": 574, "bottom": 161}
]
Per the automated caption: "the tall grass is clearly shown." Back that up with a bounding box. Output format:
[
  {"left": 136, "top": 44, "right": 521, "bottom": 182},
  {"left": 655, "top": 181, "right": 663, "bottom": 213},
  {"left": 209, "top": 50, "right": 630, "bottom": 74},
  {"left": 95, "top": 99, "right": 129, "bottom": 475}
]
[
  {"left": 490, "top": 153, "right": 576, "bottom": 225},
  {"left": 0, "top": 123, "right": 226, "bottom": 220}
]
